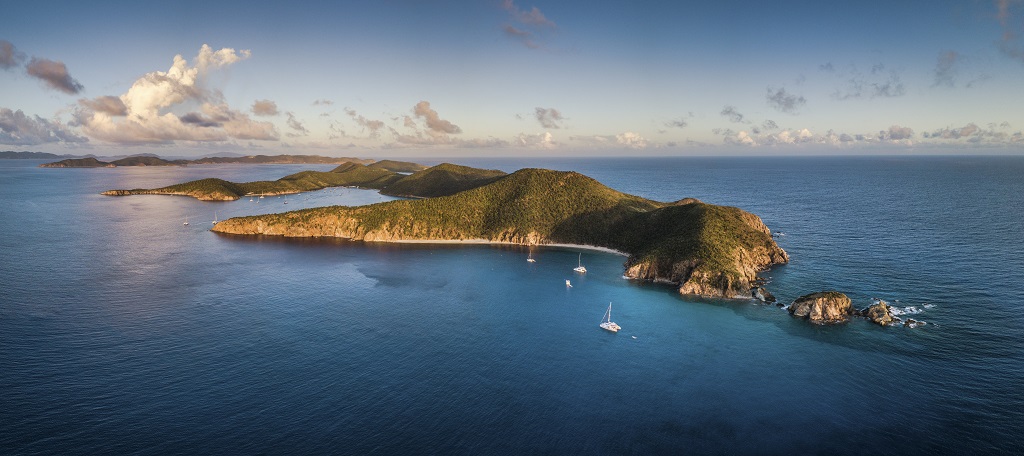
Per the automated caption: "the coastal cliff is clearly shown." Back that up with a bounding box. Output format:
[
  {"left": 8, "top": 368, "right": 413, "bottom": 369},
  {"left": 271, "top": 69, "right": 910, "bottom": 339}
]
[{"left": 212, "top": 167, "right": 788, "bottom": 299}]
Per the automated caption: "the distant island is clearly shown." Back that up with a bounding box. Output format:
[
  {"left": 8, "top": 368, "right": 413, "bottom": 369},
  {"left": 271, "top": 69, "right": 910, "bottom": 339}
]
[
  {"left": 210, "top": 165, "right": 789, "bottom": 299},
  {"left": 0, "top": 151, "right": 77, "bottom": 160},
  {"left": 101, "top": 160, "right": 443, "bottom": 200},
  {"left": 39, "top": 154, "right": 375, "bottom": 168}
]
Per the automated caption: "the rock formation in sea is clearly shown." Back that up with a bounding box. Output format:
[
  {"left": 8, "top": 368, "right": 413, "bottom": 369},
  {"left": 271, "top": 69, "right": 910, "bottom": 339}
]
[
  {"left": 860, "top": 300, "right": 895, "bottom": 326},
  {"left": 788, "top": 291, "right": 852, "bottom": 324}
]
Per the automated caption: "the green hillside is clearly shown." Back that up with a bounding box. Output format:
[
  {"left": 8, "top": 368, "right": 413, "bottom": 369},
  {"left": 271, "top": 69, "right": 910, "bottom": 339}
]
[
  {"left": 212, "top": 168, "right": 788, "bottom": 297},
  {"left": 381, "top": 163, "right": 506, "bottom": 198},
  {"left": 366, "top": 160, "right": 428, "bottom": 173}
]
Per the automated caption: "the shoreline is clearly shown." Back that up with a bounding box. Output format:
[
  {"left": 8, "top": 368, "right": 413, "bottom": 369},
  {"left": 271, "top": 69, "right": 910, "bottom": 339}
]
[{"left": 381, "top": 239, "right": 630, "bottom": 257}]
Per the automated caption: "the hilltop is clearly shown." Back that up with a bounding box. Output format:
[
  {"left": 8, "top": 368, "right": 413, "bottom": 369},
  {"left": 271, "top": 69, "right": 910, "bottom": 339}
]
[{"left": 212, "top": 167, "right": 788, "bottom": 298}]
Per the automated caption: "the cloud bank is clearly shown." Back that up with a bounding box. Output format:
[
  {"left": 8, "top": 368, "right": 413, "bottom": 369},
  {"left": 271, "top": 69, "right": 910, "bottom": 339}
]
[{"left": 0, "top": 107, "right": 88, "bottom": 145}]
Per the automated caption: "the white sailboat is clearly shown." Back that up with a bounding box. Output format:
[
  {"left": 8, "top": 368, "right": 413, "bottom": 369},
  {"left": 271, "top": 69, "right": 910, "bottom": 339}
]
[
  {"left": 600, "top": 302, "right": 621, "bottom": 333},
  {"left": 212, "top": 211, "right": 218, "bottom": 225},
  {"left": 565, "top": 279, "right": 572, "bottom": 288},
  {"left": 573, "top": 253, "right": 587, "bottom": 273},
  {"left": 183, "top": 215, "right": 189, "bottom": 226},
  {"left": 527, "top": 247, "right": 536, "bottom": 263}
]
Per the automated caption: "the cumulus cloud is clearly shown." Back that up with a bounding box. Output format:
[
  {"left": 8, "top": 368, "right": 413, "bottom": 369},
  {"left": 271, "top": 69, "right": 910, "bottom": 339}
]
[
  {"left": 1, "top": 40, "right": 26, "bottom": 70},
  {"left": 720, "top": 105, "right": 746, "bottom": 123},
  {"left": 762, "top": 119, "right": 779, "bottom": 130},
  {"left": 384, "top": 102, "right": 464, "bottom": 146},
  {"left": 514, "top": 131, "right": 556, "bottom": 148},
  {"left": 616, "top": 131, "right": 648, "bottom": 149},
  {"left": 285, "top": 112, "right": 309, "bottom": 137},
  {"left": 920, "top": 122, "right": 1023, "bottom": 144},
  {"left": 251, "top": 99, "right": 279, "bottom": 116},
  {"left": 73, "top": 44, "right": 275, "bottom": 144},
  {"left": 79, "top": 96, "right": 127, "bottom": 116},
  {"left": 535, "top": 107, "right": 563, "bottom": 129},
  {"left": 877, "top": 125, "right": 914, "bottom": 141},
  {"left": 766, "top": 87, "right": 806, "bottom": 114},
  {"left": 26, "top": 58, "right": 83, "bottom": 94},
  {"left": 0, "top": 107, "right": 88, "bottom": 145},
  {"left": 412, "top": 101, "right": 461, "bottom": 134}
]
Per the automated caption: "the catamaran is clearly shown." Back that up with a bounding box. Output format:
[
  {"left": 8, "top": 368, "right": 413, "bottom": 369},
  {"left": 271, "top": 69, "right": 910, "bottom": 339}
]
[
  {"left": 574, "top": 253, "right": 587, "bottom": 273},
  {"left": 600, "top": 302, "right": 621, "bottom": 332}
]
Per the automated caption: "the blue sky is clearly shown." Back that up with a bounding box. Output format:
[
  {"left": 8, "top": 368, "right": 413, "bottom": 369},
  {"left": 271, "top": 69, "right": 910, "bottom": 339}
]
[{"left": 2, "top": 0, "right": 1023, "bottom": 156}]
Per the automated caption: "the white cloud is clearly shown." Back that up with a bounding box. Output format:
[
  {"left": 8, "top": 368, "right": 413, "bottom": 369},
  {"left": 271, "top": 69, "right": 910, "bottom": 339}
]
[
  {"left": 514, "top": 131, "right": 556, "bottom": 148},
  {"left": 616, "top": 131, "right": 648, "bottom": 149},
  {"left": 73, "top": 45, "right": 274, "bottom": 144}
]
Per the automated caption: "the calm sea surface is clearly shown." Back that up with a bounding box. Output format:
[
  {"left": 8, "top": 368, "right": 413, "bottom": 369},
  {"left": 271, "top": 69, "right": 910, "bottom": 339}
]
[{"left": 1, "top": 156, "right": 1022, "bottom": 454}]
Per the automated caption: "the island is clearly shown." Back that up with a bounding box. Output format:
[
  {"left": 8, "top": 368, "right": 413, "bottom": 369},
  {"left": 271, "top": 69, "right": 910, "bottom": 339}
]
[
  {"left": 101, "top": 161, "right": 493, "bottom": 201},
  {"left": 40, "top": 153, "right": 376, "bottom": 168},
  {"left": 211, "top": 165, "right": 789, "bottom": 299}
]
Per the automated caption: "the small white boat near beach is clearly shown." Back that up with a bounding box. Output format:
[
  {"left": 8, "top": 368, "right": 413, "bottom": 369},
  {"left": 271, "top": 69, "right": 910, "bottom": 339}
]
[
  {"left": 574, "top": 253, "right": 587, "bottom": 273},
  {"left": 565, "top": 279, "right": 572, "bottom": 288}
]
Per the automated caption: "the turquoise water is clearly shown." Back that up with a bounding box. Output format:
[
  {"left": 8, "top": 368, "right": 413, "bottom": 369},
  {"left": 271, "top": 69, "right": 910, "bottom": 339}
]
[{"left": 1, "top": 157, "right": 1022, "bottom": 454}]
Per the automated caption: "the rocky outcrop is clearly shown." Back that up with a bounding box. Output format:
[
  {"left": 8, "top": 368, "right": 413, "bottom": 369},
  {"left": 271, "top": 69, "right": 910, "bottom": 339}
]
[
  {"left": 789, "top": 291, "right": 852, "bottom": 324},
  {"left": 752, "top": 286, "right": 776, "bottom": 303},
  {"left": 861, "top": 300, "right": 895, "bottom": 326}
]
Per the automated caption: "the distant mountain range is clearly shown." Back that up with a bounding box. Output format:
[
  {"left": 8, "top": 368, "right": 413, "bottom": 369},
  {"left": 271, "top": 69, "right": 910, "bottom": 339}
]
[{"left": 35, "top": 154, "right": 375, "bottom": 168}]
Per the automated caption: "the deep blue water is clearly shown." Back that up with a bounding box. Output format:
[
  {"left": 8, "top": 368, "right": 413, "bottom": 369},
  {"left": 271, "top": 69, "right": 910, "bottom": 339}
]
[{"left": 1, "top": 156, "right": 1022, "bottom": 454}]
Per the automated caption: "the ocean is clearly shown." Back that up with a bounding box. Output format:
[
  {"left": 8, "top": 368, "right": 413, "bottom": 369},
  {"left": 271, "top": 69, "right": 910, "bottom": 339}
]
[{"left": 1, "top": 156, "right": 1022, "bottom": 454}]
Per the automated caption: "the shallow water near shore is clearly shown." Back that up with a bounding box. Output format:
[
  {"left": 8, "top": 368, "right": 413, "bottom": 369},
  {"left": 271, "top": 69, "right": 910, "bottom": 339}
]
[{"left": 2, "top": 156, "right": 1022, "bottom": 454}]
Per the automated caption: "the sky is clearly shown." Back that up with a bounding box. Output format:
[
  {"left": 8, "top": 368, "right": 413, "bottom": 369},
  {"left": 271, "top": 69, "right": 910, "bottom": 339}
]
[{"left": 2, "top": 0, "right": 1023, "bottom": 157}]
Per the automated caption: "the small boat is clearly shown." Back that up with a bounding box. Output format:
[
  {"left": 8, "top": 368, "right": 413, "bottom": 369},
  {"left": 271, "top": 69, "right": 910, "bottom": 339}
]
[
  {"left": 565, "top": 279, "right": 572, "bottom": 288},
  {"left": 600, "top": 302, "right": 621, "bottom": 333},
  {"left": 183, "top": 216, "right": 189, "bottom": 226},
  {"left": 527, "top": 248, "right": 536, "bottom": 263},
  {"left": 574, "top": 253, "right": 587, "bottom": 273}
]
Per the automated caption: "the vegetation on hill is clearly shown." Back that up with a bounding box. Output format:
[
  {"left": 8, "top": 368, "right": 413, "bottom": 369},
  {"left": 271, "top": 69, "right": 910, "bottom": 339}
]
[
  {"left": 110, "top": 156, "right": 187, "bottom": 166},
  {"left": 102, "top": 162, "right": 503, "bottom": 201},
  {"left": 380, "top": 163, "right": 506, "bottom": 198},
  {"left": 39, "top": 157, "right": 115, "bottom": 168},
  {"left": 366, "top": 160, "right": 428, "bottom": 173},
  {"left": 212, "top": 167, "right": 788, "bottom": 298}
]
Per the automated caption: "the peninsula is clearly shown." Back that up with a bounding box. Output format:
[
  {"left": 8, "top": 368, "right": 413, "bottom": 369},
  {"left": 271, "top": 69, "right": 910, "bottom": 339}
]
[{"left": 211, "top": 166, "right": 788, "bottom": 299}]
